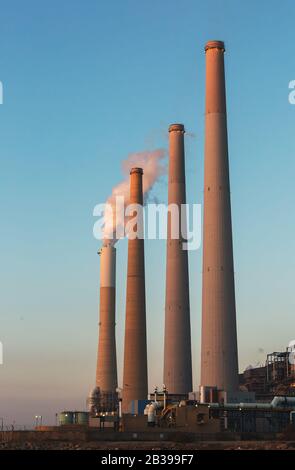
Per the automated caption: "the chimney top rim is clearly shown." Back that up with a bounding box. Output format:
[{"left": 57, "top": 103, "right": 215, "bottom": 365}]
[
  {"left": 169, "top": 123, "right": 185, "bottom": 133},
  {"left": 205, "top": 40, "right": 225, "bottom": 52},
  {"left": 99, "top": 243, "right": 116, "bottom": 253},
  {"left": 130, "top": 167, "right": 143, "bottom": 175}
]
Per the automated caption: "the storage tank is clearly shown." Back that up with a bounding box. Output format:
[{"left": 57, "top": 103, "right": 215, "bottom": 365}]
[
  {"left": 59, "top": 411, "right": 74, "bottom": 425},
  {"left": 147, "top": 403, "right": 158, "bottom": 426},
  {"left": 75, "top": 412, "right": 89, "bottom": 425},
  {"left": 87, "top": 386, "right": 100, "bottom": 414},
  {"left": 200, "top": 385, "right": 218, "bottom": 403}
]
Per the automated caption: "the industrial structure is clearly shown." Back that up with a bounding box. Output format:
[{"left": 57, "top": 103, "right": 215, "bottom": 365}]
[
  {"left": 25, "top": 39, "right": 295, "bottom": 445},
  {"left": 239, "top": 346, "right": 295, "bottom": 400},
  {"left": 163, "top": 123, "right": 193, "bottom": 396},
  {"left": 121, "top": 392, "right": 295, "bottom": 435},
  {"left": 200, "top": 40, "right": 239, "bottom": 392},
  {"left": 122, "top": 168, "right": 148, "bottom": 413},
  {"left": 86, "top": 40, "right": 294, "bottom": 438},
  {"left": 91, "top": 244, "right": 118, "bottom": 413}
]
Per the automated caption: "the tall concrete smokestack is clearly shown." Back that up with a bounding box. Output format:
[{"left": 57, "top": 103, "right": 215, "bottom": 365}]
[
  {"left": 122, "top": 167, "right": 148, "bottom": 413},
  {"left": 164, "top": 124, "right": 192, "bottom": 395},
  {"left": 96, "top": 244, "right": 118, "bottom": 407},
  {"left": 201, "top": 40, "right": 239, "bottom": 391}
]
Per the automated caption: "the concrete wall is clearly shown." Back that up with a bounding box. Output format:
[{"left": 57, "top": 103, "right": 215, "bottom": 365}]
[{"left": 0, "top": 429, "right": 281, "bottom": 443}]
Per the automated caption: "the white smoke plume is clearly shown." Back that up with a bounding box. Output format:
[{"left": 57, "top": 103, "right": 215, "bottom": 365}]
[{"left": 103, "top": 149, "right": 166, "bottom": 245}]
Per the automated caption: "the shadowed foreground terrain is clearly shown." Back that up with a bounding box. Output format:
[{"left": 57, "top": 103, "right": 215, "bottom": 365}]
[{"left": 1, "top": 440, "right": 295, "bottom": 450}]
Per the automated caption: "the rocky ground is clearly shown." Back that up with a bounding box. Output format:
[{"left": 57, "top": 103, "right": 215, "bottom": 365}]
[{"left": 0, "top": 440, "right": 295, "bottom": 450}]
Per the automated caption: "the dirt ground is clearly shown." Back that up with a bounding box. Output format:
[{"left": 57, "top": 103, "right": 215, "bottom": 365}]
[{"left": 0, "top": 440, "right": 295, "bottom": 450}]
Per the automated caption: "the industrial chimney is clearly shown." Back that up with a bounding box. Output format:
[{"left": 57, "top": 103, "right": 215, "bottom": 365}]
[
  {"left": 95, "top": 244, "right": 118, "bottom": 410},
  {"left": 122, "top": 167, "right": 148, "bottom": 413},
  {"left": 200, "top": 40, "right": 239, "bottom": 391},
  {"left": 163, "top": 124, "right": 193, "bottom": 395}
]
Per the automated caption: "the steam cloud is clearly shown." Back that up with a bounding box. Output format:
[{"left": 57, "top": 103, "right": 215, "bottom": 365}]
[{"left": 103, "top": 149, "right": 166, "bottom": 245}]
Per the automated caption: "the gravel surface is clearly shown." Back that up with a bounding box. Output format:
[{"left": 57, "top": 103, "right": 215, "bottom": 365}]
[{"left": 1, "top": 440, "right": 295, "bottom": 450}]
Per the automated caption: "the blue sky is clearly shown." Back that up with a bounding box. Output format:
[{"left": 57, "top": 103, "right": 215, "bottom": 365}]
[{"left": 0, "top": 0, "right": 295, "bottom": 427}]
